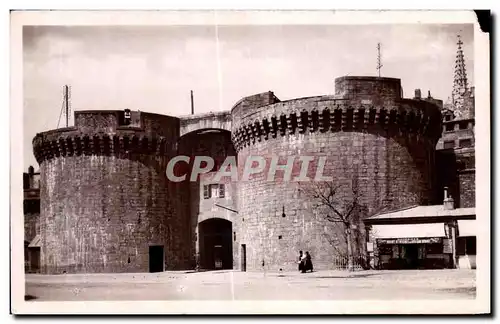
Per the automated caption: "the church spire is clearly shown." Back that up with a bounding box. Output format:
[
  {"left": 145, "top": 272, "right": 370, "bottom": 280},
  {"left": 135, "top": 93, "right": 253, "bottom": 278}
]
[
  {"left": 452, "top": 34, "right": 468, "bottom": 96},
  {"left": 450, "top": 33, "right": 473, "bottom": 119}
]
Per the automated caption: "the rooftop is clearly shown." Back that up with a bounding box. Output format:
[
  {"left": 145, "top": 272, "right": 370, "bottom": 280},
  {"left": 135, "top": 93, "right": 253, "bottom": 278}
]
[{"left": 366, "top": 205, "right": 476, "bottom": 223}]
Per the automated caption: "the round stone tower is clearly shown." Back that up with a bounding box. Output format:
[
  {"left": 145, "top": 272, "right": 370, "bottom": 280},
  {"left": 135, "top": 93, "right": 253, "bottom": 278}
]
[
  {"left": 231, "top": 76, "right": 442, "bottom": 271},
  {"left": 33, "top": 110, "right": 189, "bottom": 274}
]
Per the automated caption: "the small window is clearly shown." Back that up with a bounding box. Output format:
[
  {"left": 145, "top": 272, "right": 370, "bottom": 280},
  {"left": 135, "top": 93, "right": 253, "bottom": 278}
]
[
  {"left": 444, "top": 115, "right": 452, "bottom": 121},
  {"left": 204, "top": 184, "right": 225, "bottom": 199},
  {"left": 123, "top": 109, "right": 131, "bottom": 125},
  {"left": 445, "top": 123, "right": 454, "bottom": 132},
  {"left": 278, "top": 235, "right": 282, "bottom": 240},
  {"left": 203, "top": 185, "right": 210, "bottom": 199},
  {"left": 218, "top": 184, "right": 225, "bottom": 198},
  {"left": 443, "top": 141, "right": 455, "bottom": 149},
  {"left": 459, "top": 139, "right": 472, "bottom": 148},
  {"left": 459, "top": 121, "right": 468, "bottom": 130}
]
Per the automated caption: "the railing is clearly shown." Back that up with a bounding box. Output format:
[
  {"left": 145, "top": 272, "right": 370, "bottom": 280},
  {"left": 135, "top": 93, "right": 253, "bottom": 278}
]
[{"left": 332, "top": 255, "right": 368, "bottom": 270}]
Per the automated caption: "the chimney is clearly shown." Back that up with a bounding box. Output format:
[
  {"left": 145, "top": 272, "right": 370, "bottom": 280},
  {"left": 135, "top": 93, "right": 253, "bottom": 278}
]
[
  {"left": 28, "top": 165, "right": 34, "bottom": 175},
  {"left": 414, "top": 89, "right": 421, "bottom": 99},
  {"left": 443, "top": 187, "right": 455, "bottom": 210},
  {"left": 427, "top": 90, "right": 432, "bottom": 99}
]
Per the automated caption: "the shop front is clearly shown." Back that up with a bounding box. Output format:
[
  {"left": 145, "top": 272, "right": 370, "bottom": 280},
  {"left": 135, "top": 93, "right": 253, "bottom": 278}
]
[
  {"left": 364, "top": 201, "right": 475, "bottom": 270},
  {"left": 369, "top": 222, "right": 453, "bottom": 270},
  {"left": 376, "top": 237, "right": 452, "bottom": 269}
]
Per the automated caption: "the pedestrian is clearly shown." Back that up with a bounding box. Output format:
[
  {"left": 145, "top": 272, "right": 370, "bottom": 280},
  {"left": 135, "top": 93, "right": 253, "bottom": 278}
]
[
  {"left": 300, "top": 251, "right": 307, "bottom": 273},
  {"left": 305, "top": 251, "right": 313, "bottom": 273},
  {"left": 298, "top": 251, "right": 304, "bottom": 272}
]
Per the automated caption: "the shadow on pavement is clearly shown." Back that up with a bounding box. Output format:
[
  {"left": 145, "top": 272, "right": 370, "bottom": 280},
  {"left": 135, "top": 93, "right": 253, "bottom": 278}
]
[
  {"left": 314, "top": 273, "right": 379, "bottom": 279},
  {"left": 24, "top": 295, "right": 38, "bottom": 301},
  {"left": 273, "top": 272, "right": 379, "bottom": 279},
  {"left": 438, "top": 287, "right": 476, "bottom": 296},
  {"left": 183, "top": 269, "right": 234, "bottom": 274}
]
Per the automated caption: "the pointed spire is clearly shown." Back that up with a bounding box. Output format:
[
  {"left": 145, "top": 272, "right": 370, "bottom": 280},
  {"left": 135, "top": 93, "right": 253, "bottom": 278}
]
[
  {"left": 450, "top": 33, "right": 472, "bottom": 119},
  {"left": 453, "top": 34, "right": 468, "bottom": 94}
]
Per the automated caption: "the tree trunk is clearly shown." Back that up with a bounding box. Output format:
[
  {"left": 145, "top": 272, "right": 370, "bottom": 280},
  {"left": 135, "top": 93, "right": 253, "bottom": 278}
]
[{"left": 346, "top": 225, "right": 354, "bottom": 271}]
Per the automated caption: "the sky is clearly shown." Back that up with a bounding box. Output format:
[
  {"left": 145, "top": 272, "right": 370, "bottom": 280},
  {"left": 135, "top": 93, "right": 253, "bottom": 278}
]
[{"left": 23, "top": 24, "right": 474, "bottom": 170}]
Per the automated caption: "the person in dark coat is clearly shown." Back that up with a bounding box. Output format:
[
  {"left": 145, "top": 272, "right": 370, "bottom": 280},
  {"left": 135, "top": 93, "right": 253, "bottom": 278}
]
[
  {"left": 298, "top": 251, "right": 304, "bottom": 272},
  {"left": 304, "top": 251, "right": 313, "bottom": 273}
]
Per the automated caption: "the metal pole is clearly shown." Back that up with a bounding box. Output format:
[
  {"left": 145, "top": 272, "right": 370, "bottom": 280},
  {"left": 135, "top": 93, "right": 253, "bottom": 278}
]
[
  {"left": 190, "top": 90, "right": 194, "bottom": 115},
  {"left": 64, "top": 85, "right": 69, "bottom": 127}
]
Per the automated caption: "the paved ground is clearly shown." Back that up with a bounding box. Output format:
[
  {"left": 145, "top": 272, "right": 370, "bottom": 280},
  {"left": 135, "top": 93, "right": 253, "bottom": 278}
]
[{"left": 25, "top": 269, "right": 476, "bottom": 301}]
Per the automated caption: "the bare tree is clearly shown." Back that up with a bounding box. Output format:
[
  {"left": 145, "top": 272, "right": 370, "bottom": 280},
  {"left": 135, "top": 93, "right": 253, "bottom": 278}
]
[{"left": 301, "top": 180, "right": 361, "bottom": 271}]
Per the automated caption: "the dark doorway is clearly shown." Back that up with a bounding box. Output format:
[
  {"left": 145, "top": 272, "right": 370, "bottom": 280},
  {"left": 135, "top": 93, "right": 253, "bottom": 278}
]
[
  {"left": 149, "top": 245, "right": 164, "bottom": 273},
  {"left": 28, "top": 247, "right": 40, "bottom": 273},
  {"left": 241, "top": 244, "right": 246, "bottom": 272},
  {"left": 404, "top": 244, "right": 419, "bottom": 269},
  {"left": 199, "top": 218, "right": 232, "bottom": 270}
]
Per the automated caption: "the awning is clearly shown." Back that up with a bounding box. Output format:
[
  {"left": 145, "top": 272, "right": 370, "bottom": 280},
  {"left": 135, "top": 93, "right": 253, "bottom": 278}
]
[
  {"left": 28, "top": 235, "right": 41, "bottom": 248},
  {"left": 458, "top": 219, "right": 476, "bottom": 237},
  {"left": 372, "top": 223, "right": 446, "bottom": 239}
]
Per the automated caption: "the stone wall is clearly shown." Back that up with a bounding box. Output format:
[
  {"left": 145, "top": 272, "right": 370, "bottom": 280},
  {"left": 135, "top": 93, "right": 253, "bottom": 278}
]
[{"left": 459, "top": 170, "right": 475, "bottom": 208}]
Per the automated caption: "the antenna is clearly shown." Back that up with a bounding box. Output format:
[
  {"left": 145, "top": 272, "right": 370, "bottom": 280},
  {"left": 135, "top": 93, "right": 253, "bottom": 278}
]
[
  {"left": 190, "top": 90, "right": 195, "bottom": 115},
  {"left": 376, "top": 43, "right": 383, "bottom": 77},
  {"left": 57, "top": 85, "right": 71, "bottom": 128},
  {"left": 64, "top": 85, "right": 71, "bottom": 127}
]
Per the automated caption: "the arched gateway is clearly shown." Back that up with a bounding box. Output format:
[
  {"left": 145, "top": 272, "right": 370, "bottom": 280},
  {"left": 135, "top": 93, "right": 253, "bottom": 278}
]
[{"left": 198, "top": 218, "right": 233, "bottom": 270}]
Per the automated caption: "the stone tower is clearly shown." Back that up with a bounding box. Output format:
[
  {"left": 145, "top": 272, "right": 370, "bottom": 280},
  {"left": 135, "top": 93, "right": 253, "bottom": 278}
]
[
  {"left": 451, "top": 34, "right": 474, "bottom": 119},
  {"left": 32, "top": 110, "right": 191, "bottom": 274},
  {"left": 231, "top": 77, "right": 442, "bottom": 271}
]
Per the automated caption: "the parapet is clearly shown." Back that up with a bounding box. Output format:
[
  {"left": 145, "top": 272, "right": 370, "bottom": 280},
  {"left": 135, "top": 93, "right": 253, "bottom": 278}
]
[
  {"left": 33, "top": 110, "right": 179, "bottom": 164},
  {"left": 334, "top": 76, "right": 403, "bottom": 105},
  {"left": 230, "top": 76, "right": 443, "bottom": 151},
  {"left": 231, "top": 91, "right": 281, "bottom": 124}
]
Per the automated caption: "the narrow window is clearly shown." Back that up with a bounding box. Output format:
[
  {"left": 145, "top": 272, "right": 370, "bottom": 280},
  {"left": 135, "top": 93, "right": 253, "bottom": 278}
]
[
  {"left": 218, "top": 184, "right": 225, "bottom": 198},
  {"left": 210, "top": 184, "right": 219, "bottom": 198},
  {"left": 445, "top": 123, "right": 454, "bottom": 132},
  {"left": 203, "top": 185, "right": 210, "bottom": 199}
]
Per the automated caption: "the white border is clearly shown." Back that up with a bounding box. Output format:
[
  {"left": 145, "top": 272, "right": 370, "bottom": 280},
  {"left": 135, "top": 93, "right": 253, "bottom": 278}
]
[{"left": 10, "top": 10, "right": 490, "bottom": 315}]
